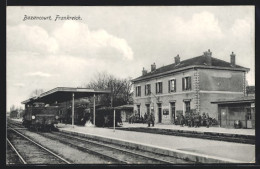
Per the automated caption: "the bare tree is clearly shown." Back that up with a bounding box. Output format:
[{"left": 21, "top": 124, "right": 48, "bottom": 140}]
[
  {"left": 85, "top": 72, "right": 133, "bottom": 107},
  {"left": 29, "top": 89, "right": 45, "bottom": 97}
]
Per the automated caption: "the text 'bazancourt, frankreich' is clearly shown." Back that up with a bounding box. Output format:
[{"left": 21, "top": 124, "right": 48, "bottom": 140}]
[{"left": 23, "top": 15, "right": 82, "bottom": 21}]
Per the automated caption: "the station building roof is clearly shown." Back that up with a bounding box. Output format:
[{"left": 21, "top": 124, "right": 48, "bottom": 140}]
[
  {"left": 21, "top": 87, "right": 110, "bottom": 105},
  {"left": 211, "top": 96, "right": 255, "bottom": 105},
  {"left": 132, "top": 55, "right": 249, "bottom": 82}
]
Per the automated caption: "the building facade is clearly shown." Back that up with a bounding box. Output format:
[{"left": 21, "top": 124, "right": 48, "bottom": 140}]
[{"left": 132, "top": 50, "right": 249, "bottom": 124}]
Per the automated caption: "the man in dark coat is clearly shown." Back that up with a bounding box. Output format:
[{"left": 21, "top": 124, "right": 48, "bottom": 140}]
[
  {"left": 180, "top": 115, "right": 185, "bottom": 127},
  {"left": 201, "top": 112, "right": 206, "bottom": 126},
  {"left": 147, "top": 113, "right": 155, "bottom": 127},
  {"left": 194, "top": 113, "right": 200, "bottom": 128},
  {"left": 144, "top": 113, "right": 148, "bottom": 123},
  {"left": 151, "top": 113, "right": 155, "bottom": 127},
  {"left": 206, "top": 113, "right": 210, "bottom": 128}
]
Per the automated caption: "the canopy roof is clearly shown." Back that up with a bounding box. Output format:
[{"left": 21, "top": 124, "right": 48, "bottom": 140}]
[
  {"left": 211, "top": 96, "right": 255, "bottom": 104},
  {"left": 114, "top": 104, "right": 134, "bottom": 110},
  {"left": 21, "top": 87, "right": 111, "bottom": 105}
]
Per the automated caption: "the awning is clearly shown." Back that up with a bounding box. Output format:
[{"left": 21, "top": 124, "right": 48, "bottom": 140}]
[
  {"left": 114, "top": 104, "right": 134, "bottom": 110},
  {"left": 211, "top": 96, "right": 255, "bottom": 104},
  {"left": 21, "top": 87, "right": 110, "bottom": 105}
]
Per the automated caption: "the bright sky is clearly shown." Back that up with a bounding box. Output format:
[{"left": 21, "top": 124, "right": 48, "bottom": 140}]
[{"left": 7, "top": 6, "right": 255, "bottom": 111}]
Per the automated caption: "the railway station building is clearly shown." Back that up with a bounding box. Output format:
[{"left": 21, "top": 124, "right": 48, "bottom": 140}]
[{"left": 132, "top": 50, "right": 250, "bottom": 125}]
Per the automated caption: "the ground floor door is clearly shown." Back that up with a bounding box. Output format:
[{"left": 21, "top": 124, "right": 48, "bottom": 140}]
[
  {"left": 170, "top": 102, "right": 175, "bottom": 124},
  {"left": 220, "top": 108, "right": 227, "bottom": 127},
  {"left": 246, "top": 107, "right": 252, "bottom": 128},
  {"left": 158, "top": 103, "right": 162, "bottom": 123}
]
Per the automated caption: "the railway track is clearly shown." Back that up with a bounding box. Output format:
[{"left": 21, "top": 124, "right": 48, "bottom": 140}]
[
  {"left": 40, "top": 131, "right": 191, "bottom": 164},
  {"left": 7, "top": 120, "right": 191, "bottom": 164},
  {"left": 7, "top": 127, "right": 71, "bottom": 164}
]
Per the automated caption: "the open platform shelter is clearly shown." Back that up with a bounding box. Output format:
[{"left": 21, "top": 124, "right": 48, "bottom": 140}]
[{"left": 21, "top": 87, "right": 111, "bottom": 126}]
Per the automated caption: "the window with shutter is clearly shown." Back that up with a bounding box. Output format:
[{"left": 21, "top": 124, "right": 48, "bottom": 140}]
[
  {"left": 160, "top": 82, "right": 163, "bottom": 93},
  {"left": 182, "top": 78, "right": 185, "bottom": 91},
  {"left": 182, "top": 77, "right": 191, "bottom": 91},
  {"left": 168, "top": 80, "right": 170, "bottom": 93},
  {"left": 156, "top": 82, "right": 162, "bottom": 94},
  {"left": 169, "top": 79, "right": 176, "bottom": 92},
  {"left": 189, "top": 77, "right": 192, "bottom": 90},
  {"left": 174, "top": 80, "right": 177, "bottom": 92}
]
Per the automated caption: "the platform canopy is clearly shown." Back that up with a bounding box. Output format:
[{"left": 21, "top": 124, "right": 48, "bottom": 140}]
[{"left": 21, "top": 87, "right": 111, "bottom": 105}]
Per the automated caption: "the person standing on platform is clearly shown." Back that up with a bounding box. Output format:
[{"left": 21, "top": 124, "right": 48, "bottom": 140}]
[
  {"left": 144, "top": 112, "right": 148, "bottom": 124},
  {"left": 201, "top": 112, "right": 206, "bottom": 126},
  {"left": 206, "top": 113, "right": 210, "bottom": 128},
  {"left": 180, "top": 115, "right": 185, "bottom": 127},
  {"left": 147, "top": 113, "right": 151, "bottom": 127},
  {"left": 151, "top": 113, "right": 155, "bottom": 127},
  {"left": 194, "top": 113, "right": 200, "bottom": 128}
]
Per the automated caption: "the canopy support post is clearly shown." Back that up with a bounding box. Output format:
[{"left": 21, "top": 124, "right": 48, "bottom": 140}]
[
  {"left": 93, "top": 93, "right": 96, "bottom": 126},
  {"left": 72, "top": 93, "right": 74, "bottom": 128}
]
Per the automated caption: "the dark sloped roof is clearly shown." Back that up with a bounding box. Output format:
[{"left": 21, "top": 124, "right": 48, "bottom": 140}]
[
  {"left": 132, "top": 55, "right": 249, "bottom": 82},
  {"left": 114, "top": 104, "right": 134, "bottom": 110},
  {"left": 211, "top": 96, "right": 255, "bottom": 104}
]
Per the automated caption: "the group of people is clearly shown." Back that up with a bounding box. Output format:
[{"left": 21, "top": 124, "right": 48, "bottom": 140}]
[
  {"left": 179, "top": 112, "right": 210, "bottom": 128},
  {"left": 128, "top": 112, "right": 155, "bottom": 127},
  {"left": 128, "top": 111, "right": 213, "bottom": 128}
]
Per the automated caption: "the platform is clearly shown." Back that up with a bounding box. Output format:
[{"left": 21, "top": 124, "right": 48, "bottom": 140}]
[
  {"left": 56, "top": 123, "right": 255, "bottom": 163},
  {"left": 121, "top": 122, "right": 255, "bottom": 136}
]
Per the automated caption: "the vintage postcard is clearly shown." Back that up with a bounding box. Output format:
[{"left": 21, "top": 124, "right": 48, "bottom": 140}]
[{"left": 6, "top": 5, "right": 255, "bottom": 165}]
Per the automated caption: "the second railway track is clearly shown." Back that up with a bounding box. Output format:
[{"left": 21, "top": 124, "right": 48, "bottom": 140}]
[
  {"left": 40, "top": 131, "right": 192, "bottom": 164},
  {"left": 7, "top": 120, "right": 192, "bottom": 164},
  {"left": 7, "top": 127, "right": 71, "bottom": 164}
]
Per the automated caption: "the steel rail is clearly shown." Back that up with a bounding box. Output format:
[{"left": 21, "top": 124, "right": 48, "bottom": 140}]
[
  {"left": 40, "top": 132, "right": 128, "bottom": 164},
  {"left": 7, "top": 138, "right": 27, "bottom": 164},
  {"left": 8, "top": 127, "right": 72, "bottom": 164},
  {"left": 54, "top": 132, "right": 177, "bottom": 164}
]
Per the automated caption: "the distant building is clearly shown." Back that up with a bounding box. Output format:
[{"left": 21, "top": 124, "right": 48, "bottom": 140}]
[
  {"left": 10, "top": 110, "right": 18, "bottom": 118},
  {"left": 132, "top": 50, "right": 249, "bottom": 124}
]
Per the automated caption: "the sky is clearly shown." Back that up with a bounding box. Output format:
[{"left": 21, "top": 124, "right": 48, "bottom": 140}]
[{"left": 6, "top": 6, "right": 255, "bottom": 111}]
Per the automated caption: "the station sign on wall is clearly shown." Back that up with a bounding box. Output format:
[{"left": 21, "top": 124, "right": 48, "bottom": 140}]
[{"left": 163, "top": 108, "right": 169, "bottom": 115}]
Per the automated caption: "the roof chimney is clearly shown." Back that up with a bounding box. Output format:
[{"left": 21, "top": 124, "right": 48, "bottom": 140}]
[
  {"left": 203, "top": 49, "right": 212, "bottom": 66},
  {"left": 174, "top": 54, "right": 180, "bottom": 64},
  {"left": 230, "top": 51, "right": 236, "bottom": 66},
  {"left": 142, "top": 67, "right": 147, "bottom": 76},
  {"left": 151, "top": 63, "right": 156, "bottom": 71}
]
